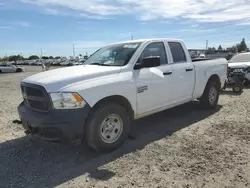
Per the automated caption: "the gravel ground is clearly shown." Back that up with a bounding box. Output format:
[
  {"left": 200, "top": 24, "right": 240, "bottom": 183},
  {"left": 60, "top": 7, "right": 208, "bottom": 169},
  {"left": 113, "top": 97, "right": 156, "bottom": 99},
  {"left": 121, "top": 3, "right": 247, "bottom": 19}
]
[{"left": 0, "top": 66, "right": 250, "bottom": 188}]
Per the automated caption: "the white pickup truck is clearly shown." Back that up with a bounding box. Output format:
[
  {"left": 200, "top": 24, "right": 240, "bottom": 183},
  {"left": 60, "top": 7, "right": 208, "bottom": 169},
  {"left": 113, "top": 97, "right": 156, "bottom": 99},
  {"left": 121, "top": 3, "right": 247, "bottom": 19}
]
[{"left": 18, "top": 38, "right": 227, "bottom": 152}]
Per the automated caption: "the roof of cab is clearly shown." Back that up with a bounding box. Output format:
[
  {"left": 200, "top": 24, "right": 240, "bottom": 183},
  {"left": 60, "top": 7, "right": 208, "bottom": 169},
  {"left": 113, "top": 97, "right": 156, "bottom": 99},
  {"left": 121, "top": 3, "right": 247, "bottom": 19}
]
[{"left": 106, "top": 38, "right": 184, "bottom": 46}]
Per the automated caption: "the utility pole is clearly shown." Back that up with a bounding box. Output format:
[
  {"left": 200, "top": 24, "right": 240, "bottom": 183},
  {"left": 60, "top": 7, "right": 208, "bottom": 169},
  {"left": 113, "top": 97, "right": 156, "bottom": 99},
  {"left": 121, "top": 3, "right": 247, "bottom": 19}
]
[
  {"left": 6, "top": 53, "right": 9, "bottom": 61},
  {"left": 205, "top": 40, "right": 208, "bottom": 55},
  {"left": 130, "top": 33, "right": 133, "bottom": 40},
  {"left": 73, "top": 44, "right": 75, "bottom": 58},
  {"left": 40, "top": 48, "right": 43, "bottom": 59}
]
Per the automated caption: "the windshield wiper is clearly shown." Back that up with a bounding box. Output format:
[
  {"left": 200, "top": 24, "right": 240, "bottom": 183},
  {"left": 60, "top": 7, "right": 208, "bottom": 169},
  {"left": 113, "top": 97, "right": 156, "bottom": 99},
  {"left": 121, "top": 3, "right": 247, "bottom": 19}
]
[{"left": 89, "top": 63, "right": 112, "bottom": 66}]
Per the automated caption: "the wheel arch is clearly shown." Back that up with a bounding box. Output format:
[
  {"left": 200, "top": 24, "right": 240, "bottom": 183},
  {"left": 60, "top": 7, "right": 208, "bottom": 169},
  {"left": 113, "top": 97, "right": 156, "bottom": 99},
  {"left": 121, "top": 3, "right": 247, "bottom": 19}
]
[
  {"left": 90, "top": 95, "right": 134, "bottom": 121},
  {"left": 207, "top": 74, "right": 221, "bottom": 88},
  {"left": 16, "top": 68, "right": 22, "bottom": 72},
  {"left": 199, "top": 74, "right": 221, "bottom": 99}
]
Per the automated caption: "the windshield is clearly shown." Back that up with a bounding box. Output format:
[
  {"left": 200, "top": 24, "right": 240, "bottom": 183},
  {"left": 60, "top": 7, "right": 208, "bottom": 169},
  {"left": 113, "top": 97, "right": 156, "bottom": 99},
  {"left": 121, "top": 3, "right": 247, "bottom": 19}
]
[
  {"left": 84, "top": 42, "right": 142, "bottom": 66},
  {"left": 230, "top": 53, "right": 250, "bottom": 63}
]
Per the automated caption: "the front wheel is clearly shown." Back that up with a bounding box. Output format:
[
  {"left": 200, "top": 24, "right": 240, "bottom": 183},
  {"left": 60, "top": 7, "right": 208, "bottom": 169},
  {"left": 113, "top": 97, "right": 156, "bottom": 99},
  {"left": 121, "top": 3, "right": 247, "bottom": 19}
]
[
  {"left": 84, "top": 103, "right": 130, "bottom": 153},
  {"left": 199, "top": 80, "right": 220, "bottom": 109}
]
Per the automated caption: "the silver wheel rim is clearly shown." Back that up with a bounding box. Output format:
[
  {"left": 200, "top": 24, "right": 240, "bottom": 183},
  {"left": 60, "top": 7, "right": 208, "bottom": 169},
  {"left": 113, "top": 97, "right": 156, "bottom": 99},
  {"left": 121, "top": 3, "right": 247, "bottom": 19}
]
[
  {"left": 208, "top": 86, "right": 217, "bottom": 105},
  {"left": 100, "top": 114, "right": 123, "bottom": 144}
]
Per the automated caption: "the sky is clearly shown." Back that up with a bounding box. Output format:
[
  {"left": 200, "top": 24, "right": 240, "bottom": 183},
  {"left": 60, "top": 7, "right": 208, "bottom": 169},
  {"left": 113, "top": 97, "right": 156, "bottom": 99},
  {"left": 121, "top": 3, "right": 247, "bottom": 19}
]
[{"left": 1, "top": 0, "right": 250, "bottom": 57}]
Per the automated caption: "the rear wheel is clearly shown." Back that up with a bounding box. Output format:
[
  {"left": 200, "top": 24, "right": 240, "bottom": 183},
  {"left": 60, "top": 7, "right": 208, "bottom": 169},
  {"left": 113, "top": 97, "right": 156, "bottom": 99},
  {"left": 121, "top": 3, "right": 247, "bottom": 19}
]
[
  {"left": 233, "top": 84, "right": 243, "bottom": 93},
  {"left": 84, "top": 103, "right": 130, "bottom": 153},
  {"left": 16, "top": 68, "right": 22, "bottom": 72},
  {"left": 200, "top": 80, "right": 220, "bottom": 109}
]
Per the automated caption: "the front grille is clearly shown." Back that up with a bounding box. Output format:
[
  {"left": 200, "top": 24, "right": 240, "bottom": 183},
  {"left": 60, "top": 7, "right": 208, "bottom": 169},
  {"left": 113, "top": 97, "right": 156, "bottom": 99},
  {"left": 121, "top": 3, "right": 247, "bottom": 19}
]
[
  {"left": 26, "top": 87, "right": 44, "bottom": 97},
  {"left": 21, "top": 84, "right": 50, "bottom": 112}
]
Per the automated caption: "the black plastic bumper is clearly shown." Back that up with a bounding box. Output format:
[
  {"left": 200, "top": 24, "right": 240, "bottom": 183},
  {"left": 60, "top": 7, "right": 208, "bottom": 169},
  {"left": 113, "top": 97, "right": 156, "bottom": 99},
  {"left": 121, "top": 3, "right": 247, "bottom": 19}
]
[{"left": 18, "top": 101, "right": 91, "bottom": 141}]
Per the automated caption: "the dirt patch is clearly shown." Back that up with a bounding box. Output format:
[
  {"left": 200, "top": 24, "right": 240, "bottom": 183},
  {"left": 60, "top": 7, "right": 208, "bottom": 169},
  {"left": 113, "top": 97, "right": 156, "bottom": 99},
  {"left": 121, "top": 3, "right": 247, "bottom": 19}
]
[{"left": 0, "top": 66, "right": 249, "bottom": 188}]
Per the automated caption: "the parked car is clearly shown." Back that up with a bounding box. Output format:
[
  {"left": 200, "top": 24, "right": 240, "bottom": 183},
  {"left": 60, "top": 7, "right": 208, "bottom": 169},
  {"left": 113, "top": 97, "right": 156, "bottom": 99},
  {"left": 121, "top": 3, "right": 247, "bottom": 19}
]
[
  {"left": 18, "top": 38, "right": 227, "bottom": 152},
  {"left": 228, "top": 52, "right": 250, "bottom": 84},
  {"left": 0, "top": 64, "right": 24, "bottom": 73},
  {"left": 199, "top": 53, "right": 206, "bottom": 58}
]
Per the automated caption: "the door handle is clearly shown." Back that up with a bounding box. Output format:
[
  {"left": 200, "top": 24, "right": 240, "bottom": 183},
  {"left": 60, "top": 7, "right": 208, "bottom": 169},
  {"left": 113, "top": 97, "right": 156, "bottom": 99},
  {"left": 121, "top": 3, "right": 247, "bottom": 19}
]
[
  {"left": 186, "top": 68, "right": 193, "bottom": 72},
  {"left": 163, "top": 71, "right": 172, "bottom": 75}
]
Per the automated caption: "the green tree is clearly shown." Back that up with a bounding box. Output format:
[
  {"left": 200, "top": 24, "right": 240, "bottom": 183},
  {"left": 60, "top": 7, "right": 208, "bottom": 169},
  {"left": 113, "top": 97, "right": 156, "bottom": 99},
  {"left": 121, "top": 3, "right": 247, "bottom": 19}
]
[
  {"left": 49, "top": 56, "right": 54, "bottom": 59},
  {"left": 218, "top": 45, "right": 223, "bottom": 50},
  {"left": 238, "top": 38, "right": 247, "bottom": 52},
  {"left": 42, "top": 56, "right": 49, "bottom": 59},
  {"left": 28, "top": 55, "right": 40, "bottom": 60},
  {"left": 54, "top": 56, "right": 61, "bottom": 59},
  {"left": 0, "top": 57, "right": 8, "bottom": 62},
  {"left": 8, "top": 55, "right": 25, "bottom": 62},
  {"left": 227, "top": 43, "right": 240, "bottom": 53}
]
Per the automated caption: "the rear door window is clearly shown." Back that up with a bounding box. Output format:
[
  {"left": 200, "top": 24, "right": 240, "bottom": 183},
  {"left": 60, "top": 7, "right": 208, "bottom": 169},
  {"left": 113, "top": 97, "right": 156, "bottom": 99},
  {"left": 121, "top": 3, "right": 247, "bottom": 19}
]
[{"left": 168, "top": 42, "right": 187, "bottom": 63}]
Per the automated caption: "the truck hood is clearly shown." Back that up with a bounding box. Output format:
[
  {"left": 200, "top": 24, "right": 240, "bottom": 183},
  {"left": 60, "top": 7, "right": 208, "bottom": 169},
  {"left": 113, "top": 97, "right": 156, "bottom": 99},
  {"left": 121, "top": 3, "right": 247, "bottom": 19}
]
[
  {"left": 22, "top": 65, "right": 122, "bottom": 92},
  {"left": 228, "top": 62, "right": 250, "bottom": 69}
]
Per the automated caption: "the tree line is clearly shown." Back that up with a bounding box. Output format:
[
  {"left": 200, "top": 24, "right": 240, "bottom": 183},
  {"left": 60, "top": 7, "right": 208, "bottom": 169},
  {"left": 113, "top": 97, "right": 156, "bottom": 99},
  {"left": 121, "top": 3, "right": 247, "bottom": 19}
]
[
  {"left": 207, "top": 38, "right": 248, "bottom": 53},
  {"left": 0, "top": 54, "right": 89, "bottom": 62},
  {"left": 0, "top": 55, "right": 63, "bottom": 62}
]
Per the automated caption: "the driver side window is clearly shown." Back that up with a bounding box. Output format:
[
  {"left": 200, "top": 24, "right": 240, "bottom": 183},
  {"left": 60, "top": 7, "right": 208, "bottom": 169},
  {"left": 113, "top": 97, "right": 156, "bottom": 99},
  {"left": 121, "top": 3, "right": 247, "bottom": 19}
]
[{"left": 139, "top": 42, "right": 168, "bottom": 65}]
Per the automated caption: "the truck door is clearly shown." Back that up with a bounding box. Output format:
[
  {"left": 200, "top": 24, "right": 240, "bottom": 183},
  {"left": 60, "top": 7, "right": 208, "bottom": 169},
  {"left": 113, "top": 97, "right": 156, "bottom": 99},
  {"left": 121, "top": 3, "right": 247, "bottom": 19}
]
[
  {"left": 134, "top": 41, "right": 174, "bottom": 116},
  {"left": 167, "top": 42, "right": 195, "bottom": 102}
]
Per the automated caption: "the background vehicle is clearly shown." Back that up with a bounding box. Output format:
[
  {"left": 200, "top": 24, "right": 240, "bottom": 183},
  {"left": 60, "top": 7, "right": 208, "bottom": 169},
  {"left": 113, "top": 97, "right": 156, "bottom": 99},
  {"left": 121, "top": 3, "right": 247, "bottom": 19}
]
[
  {"left": 228, "top": 52, "right": 250, "bottom": 85},
  {"left": 18, "top": 38, "right": 228, "bottom": 153},
  {"left": 0, "top": 64, "right": 24, "bottom": 73},
  {"left": 223, "top": 69, "right": 246, "bottom": 93}
]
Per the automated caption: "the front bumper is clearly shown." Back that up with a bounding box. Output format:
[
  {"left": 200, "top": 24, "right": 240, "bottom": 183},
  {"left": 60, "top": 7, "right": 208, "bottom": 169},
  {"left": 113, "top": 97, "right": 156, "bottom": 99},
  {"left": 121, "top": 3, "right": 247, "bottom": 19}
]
[{"left": 18, "top": 101, "right": 91, "bottom": 141}]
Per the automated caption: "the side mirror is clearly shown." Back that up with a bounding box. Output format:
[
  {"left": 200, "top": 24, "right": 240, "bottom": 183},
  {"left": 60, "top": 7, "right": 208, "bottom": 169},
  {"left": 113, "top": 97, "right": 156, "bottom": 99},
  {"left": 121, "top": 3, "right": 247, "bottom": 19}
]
[{"left": 134, "top": 56, "right": 161, "bottom": 70}]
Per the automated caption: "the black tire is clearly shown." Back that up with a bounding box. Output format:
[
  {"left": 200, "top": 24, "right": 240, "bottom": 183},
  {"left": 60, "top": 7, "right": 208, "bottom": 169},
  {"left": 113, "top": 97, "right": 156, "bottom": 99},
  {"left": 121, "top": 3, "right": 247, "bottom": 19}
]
[
  {"left": 233, "top": 84, "right": 243, "bottom": 93},
  {"left": 84, "top": 103, "right": 130, "bottom": 153},
  {"left": 16, "top": 68, "right": 22, "bottom": 72},
  {"left": 0, "top": 70, "right": 2, "bottom": 73},
  {"left": 200, "top": 80, "right": 220, "bottom": 109}
]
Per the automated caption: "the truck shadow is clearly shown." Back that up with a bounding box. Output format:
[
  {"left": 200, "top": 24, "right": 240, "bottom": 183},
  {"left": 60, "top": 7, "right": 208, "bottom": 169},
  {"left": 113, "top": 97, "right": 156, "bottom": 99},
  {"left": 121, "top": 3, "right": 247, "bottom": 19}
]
[
  {"left": 220, "top": 90, "right": 243, "bottom": 96},
  {"left": 221, "top": 86, "right": 250, "bottom": 96},
  {"left": 0, "top": 102, "right": 222, "bottom": 188}
]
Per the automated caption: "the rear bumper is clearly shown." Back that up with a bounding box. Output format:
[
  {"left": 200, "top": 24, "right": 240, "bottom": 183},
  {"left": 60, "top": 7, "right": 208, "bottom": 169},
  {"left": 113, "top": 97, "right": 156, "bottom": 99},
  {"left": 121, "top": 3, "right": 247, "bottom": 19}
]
[{"left": 18, "top": 101, "right": 91, "bottom": 141}]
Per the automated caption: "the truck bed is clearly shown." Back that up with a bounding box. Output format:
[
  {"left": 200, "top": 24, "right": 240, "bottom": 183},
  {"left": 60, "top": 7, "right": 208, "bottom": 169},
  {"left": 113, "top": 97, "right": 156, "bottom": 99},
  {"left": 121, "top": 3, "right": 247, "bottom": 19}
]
[
  {"left": 192, "top": 58, "right": 213, "bottom": 62},
  {"left": 192, "top": 58, "right": 228, "bottom": 99}
]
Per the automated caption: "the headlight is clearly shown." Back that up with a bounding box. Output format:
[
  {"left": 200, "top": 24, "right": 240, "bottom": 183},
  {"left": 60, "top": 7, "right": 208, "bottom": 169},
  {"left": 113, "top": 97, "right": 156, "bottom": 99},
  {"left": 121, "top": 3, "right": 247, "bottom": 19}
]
[{"left": 50, "top": 93, "right": 86, "bottom": 109}]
